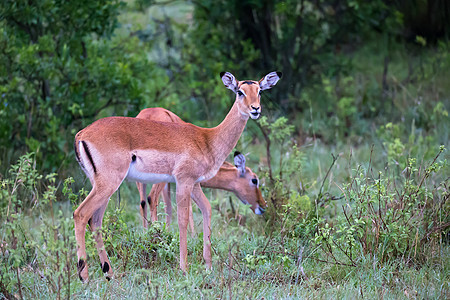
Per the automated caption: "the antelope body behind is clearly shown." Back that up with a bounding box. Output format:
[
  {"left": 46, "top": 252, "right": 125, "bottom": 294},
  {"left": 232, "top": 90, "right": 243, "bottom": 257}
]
[{"left": 135, "top": 107, "right": 266, "bottom": 230}]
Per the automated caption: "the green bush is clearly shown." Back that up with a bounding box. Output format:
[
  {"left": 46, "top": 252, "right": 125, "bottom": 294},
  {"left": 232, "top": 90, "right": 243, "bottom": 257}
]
[
  {"left": 0, "top": 0, "right": 176, "bottom": 176},
  {"left": 0, "top": 153, "right": 77, "bottom": 298},
  {"left": 102, "top": 213, "right": 178, "bottom": 271},
  {"left": 313, "top": 146, "right": 448, "bottom": 266}
]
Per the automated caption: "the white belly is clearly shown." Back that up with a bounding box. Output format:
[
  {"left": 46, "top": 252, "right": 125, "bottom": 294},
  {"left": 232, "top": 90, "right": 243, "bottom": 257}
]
[
  {"left": 196, "top": 175, "right": 206, "bottom": 183},
  {"left": 126, "top": 163, "right": 175, "bottom": 184}
]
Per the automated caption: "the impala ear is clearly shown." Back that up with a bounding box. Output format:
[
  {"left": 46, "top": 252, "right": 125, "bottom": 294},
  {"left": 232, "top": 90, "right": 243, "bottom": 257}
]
[
  {"left": 259, "top": 71, "right": 282, "bottom": 91},
  {"left": 234, "top": 151, "right": 246, "bottom": 176},
  {"left": 220, "top": 72, "right": 238, "bottom": 93}
]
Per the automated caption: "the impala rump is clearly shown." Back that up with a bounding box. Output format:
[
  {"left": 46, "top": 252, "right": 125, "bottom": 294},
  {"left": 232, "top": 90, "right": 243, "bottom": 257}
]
[{"left": 75, "top": 140, "right": 98, "bottom": 181}]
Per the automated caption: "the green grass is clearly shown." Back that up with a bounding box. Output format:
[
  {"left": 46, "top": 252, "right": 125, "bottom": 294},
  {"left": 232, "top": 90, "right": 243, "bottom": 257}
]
[
  {"left": 9, "top": 223, "right": 448, "bottom": 299},
  {"left": 1, "top": 142, "right": 448, "bottom": 299}
]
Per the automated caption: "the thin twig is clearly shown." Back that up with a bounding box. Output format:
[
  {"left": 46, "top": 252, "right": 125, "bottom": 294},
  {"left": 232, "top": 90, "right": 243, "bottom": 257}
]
[
  {"left": 255, "top": 121, "right": 273, "bottom": 183},
  {"left": 295, "top": 247, "right": 308, "bottom": 283},
  {"left": 211, "top": 245, "right": 242, "bottom": 275},
  {"left": 309, "top": 256, "right": 357, "bottom": 267},
  {"left": 415, "top": 148, "right": 443, "bottom": 194},
  {"left": 331, "top": 239, "right": 357, "bottom": 267},
  {"left": 317, "top": 154, "right": 339, "bottom": 201},
  {"left": 342, "top": 205, "right": 353, "bottom": 227},
  {"left": 420, "top": 221, "right": 450, "bottom": 244},
  {"left": 377, "top": 173, "right": 387, "bottom": 230},
  {"left": 16, "top": 267, "right": 23, "bottom": 300}
]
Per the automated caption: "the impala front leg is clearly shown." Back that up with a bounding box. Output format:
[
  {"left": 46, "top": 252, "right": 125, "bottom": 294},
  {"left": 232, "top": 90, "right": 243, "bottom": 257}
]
[
  {"left": 176, "top": 182, "right": 193, "bottom": 273},
  {"left": 191, "top": 183, "right": 212, "bottom": 269}
]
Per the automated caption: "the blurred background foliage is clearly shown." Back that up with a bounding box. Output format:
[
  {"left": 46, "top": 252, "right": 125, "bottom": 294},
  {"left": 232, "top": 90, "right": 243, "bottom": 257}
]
[{"left": 0, "top": 0, "right": 449, "bottom": 177}]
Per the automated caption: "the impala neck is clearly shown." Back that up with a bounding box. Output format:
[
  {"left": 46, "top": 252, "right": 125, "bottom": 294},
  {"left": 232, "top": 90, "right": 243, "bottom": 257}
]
[
  {"left": 210, "top": 100, "right": 248, "bottom": 168},
  {"left": 201, "top": 170, "right": 234, "bottom": 191}
]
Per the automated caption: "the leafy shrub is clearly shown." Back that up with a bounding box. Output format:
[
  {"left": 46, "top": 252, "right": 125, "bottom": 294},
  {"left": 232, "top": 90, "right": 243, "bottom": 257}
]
[
  {"left": 0, "top": 154, "right": 78, "bottom": 298},
  {"left": 313, "top": 146, "right": 448, "bottom": 266},
  {"left": 377, "top": 122, "right": 440, "bottom": 166},
  {"left": 102, "top": 211, "right": 178, "bottom": 271},
  {"left": 0, "top": 0, "right": 175, "bottom": 176}
]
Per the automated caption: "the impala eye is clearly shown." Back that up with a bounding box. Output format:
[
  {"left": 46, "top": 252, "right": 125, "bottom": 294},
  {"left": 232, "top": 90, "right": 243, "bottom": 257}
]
[
  {"left": 252, "top": 178, "right": 258, "bottom": 185},
  {"left": 258, "top": 90, "right": 262, "bottom": 96},
  {"left": 237, "top": 90, "right": 244, "bottom": 97}
]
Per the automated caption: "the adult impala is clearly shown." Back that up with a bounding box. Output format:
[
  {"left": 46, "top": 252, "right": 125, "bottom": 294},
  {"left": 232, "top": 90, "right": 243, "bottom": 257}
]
[
  {"left": 73, "top": 71, "right": 281, "bottom": 281},
  {"left": 134, "top": 108, "right": 266, "bottom": 230}
]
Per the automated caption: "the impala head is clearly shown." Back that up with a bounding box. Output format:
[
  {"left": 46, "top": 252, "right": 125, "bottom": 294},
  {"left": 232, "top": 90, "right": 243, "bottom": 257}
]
[
  {"left": 233, "top": 152, "right": 267, "bottom": 215},
  {"left": 220, "top": 71, "right": 282, "bottom": 120}
]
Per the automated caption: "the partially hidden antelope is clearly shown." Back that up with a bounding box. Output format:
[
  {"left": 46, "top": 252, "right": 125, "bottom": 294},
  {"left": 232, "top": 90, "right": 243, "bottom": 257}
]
[
  {"left": 73, "top": 71, "right": 282, "bottom": 282},
  {"left": 135, "top": 107, "right": 267, "bottom": 231}
]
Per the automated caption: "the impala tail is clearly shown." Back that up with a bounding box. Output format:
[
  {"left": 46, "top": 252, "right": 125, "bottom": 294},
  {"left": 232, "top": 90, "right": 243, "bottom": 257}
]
[{"left": 74, "top": 138, "right": 97, "bottom": 181}]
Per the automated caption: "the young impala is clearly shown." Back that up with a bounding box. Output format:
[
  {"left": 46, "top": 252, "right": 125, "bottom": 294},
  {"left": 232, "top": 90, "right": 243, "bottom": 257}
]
[
  {"left": 135, "top": 107, "right": 266, "bottom": 230},
  {"left": 73, "top": 71, "right": 281, "bottom": 281}
]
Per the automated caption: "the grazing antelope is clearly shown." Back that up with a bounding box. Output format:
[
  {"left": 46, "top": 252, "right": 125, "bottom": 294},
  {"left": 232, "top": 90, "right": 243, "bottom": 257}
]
[
  {"left": 73, "top": 71, "right": 281, "bottom": 282},
  {"left": 134, "top": 108, "right": 266, "bottom": 230}
]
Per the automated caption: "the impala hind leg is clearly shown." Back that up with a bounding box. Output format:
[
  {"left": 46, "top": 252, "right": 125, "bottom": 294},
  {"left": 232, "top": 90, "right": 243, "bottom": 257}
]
[
  {"left": 73, "top": 182, "right": 120, "bottom": 282},
  {"left": 89, "top": 202, "right": 114, "bottom": 280},
  {"left": 176, "top": 182, "right": 194, "bottom": 273},
  {"left": 191, "top": 183, "right": 212, "bottom": 268},
  {"left": 137, "top": 182, "right": 148, "bottom": 228},
  {"left": 149, "top": 183, "right": 165, "bottom": 224},
  {"left": 162, "top": 183, "right": 172, "bottom": 226}
]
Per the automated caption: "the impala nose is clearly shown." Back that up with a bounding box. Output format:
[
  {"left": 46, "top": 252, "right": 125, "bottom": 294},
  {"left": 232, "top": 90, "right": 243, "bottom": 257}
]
[
  {"left": 250, "top": 105, "right": 261, "bottom": 119},
  {"left": 255, "top": 206, "right": 265, "bottom": 215}
]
